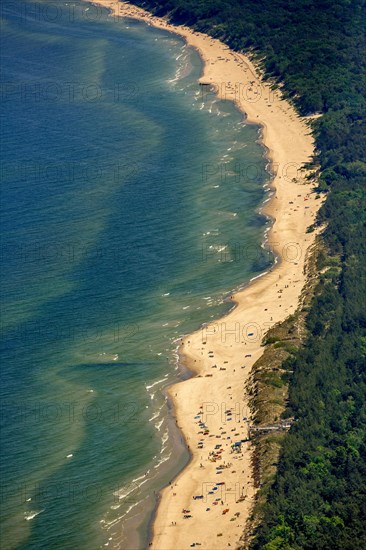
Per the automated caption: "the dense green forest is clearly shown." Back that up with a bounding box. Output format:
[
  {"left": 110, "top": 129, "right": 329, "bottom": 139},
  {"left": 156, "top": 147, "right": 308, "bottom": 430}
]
[{"left": 131, "top": 0, "right": 366, "bottom": 548}]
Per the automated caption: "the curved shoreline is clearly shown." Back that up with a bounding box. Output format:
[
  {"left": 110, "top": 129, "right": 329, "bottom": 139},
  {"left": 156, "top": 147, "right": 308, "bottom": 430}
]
[{"left": 86, "top": 2, "right": 323, "bottom": 548}]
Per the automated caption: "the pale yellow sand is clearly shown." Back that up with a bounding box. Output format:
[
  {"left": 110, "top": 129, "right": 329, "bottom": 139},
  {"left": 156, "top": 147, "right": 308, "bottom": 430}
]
[{"left": 86, "top": 2, "right": 323, "bottom": 548}]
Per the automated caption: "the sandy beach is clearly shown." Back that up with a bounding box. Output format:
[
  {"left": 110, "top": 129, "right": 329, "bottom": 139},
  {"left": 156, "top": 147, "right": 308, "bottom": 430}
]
[{"left": 86, "top": 2, "right": 322, "bottom": 548}]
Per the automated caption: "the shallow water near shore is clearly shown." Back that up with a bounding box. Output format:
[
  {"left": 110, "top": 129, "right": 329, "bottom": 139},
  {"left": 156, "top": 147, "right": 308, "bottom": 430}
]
[{"left": 1, "top": 1, "right": 271, "bottom": 548}]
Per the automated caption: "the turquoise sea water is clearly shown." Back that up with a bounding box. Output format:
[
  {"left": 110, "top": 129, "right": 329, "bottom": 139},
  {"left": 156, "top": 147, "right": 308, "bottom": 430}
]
[{"left": 0, "top": 1, "right": 271, "bottom": 548}]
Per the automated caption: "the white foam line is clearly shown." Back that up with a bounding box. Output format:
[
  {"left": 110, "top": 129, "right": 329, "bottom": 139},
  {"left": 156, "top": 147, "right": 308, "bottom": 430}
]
[
  {"left": 250, "top": 271, "right": 269, "bottom": 282},
  {"left": 145, "top": 378, "right": 166, "bottom": 391}
]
